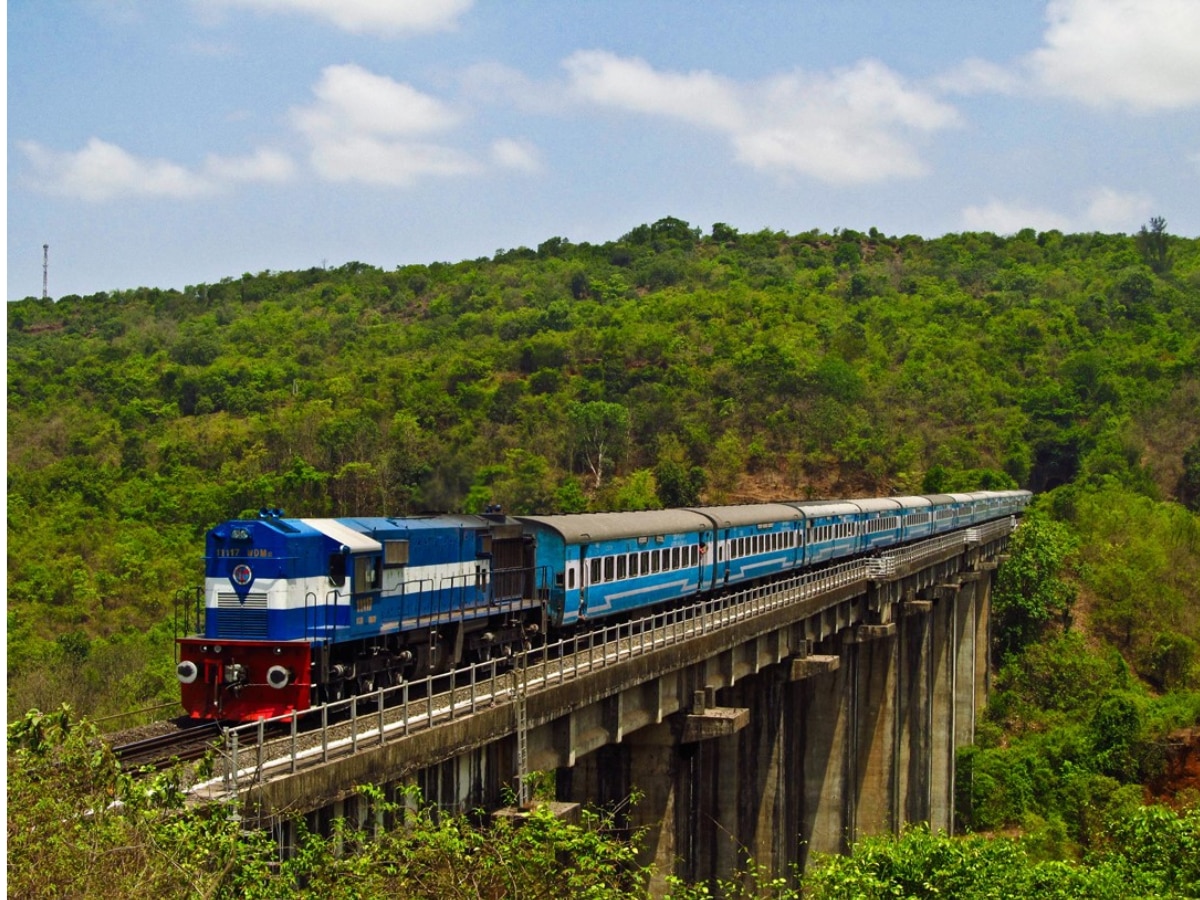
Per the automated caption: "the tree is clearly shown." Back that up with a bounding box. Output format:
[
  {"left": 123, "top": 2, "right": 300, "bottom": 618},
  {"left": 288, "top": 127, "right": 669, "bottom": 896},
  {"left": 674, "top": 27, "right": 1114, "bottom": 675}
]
[
  {"left": 992, "top": 512, "right": 1078, "bottom": 660},
  {"left": 568, "top": 401, "right": 629, "bottom": 490},
  {"left": 1179, "top": 437, "right": 1200, "bottom": 512},
  {"left": 1135, "top": 216, "right": 1170, "bottom": 274}
]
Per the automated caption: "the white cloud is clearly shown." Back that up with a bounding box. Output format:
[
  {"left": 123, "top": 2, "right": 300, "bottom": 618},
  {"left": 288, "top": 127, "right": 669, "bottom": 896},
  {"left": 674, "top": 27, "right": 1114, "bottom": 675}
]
[
  {"left": 212, "top": 0, "right": 473, "bottom": 35},
  {"left": 19, "top": 138, "right": 207, "bottom": 201},
  {"left": 293, "top": 64, "right": 461, "bottom": 139},
  {"left": 961, "top": 200, "right": 1073, "bottom": 234},
  {"left": 309, "top": 137, "right": 479, "bottom": 186},
  {"left": 961, "top": 186, "right": 1155, "bottom": 233},
  {"left": 491, "top": 138, "right": 540, "bottom": 173},
  {"left": 460, "top": 62, "right": 566, "bottom": 114},
  {"left": 562, "top": 52, "right": 958, "bottom": 185},
  {"left": 1082, "top": 186, "right": 1153, "bottom": 230},
  {"left": 564, "top": 50, "right": 744, "bottom": 130},
  {"left": 934, "top": 58, "right": 1021, "bottom": 96},
  {"left": 736, "top": 62, "right": 959, "bottom": 184},
  {"left": 1028, "top": 0, "right": 1200, "bottom": 111},
  {"left": 291, "top": 64, "right": 482, "bottom": 186},
  {"left": 204, "top": 148, "right": 296, "bottom": 183},
  {"left": 17, "top": 137, "right": 293, "bottom": 201}
]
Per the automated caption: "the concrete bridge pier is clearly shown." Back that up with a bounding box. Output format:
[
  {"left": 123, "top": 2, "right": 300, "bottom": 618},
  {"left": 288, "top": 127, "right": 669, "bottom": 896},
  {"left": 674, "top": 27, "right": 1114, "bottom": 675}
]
[{"left": 897, "top": 595, "right": 934, "bottom": 827}]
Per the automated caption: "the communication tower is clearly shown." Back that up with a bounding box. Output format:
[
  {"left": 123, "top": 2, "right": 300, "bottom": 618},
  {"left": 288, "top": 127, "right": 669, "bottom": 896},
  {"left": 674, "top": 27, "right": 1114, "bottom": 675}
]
[{"left": 42, "top": 244, "right": 49, "bottom": 299}]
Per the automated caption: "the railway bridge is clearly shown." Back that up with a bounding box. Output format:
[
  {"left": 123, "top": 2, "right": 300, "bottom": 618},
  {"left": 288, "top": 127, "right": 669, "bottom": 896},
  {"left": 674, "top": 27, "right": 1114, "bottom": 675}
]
[{"left": 192, "top": 518, "right": 1014, "bottom": 889}]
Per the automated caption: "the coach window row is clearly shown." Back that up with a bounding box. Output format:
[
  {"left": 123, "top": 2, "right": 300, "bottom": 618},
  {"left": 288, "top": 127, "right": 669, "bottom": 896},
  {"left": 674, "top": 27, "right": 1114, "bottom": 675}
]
[
  {"left": 808, "top": 522, "right": 857, "bottom": 543},
  {"left": 589, "top": 544, "right": 701, "bottom": 585},
  {"left": 864, "top": 516, "right": 901, "bottom": 533},
  {"left": 728, "top": 529, "right": 797, "bottom": 560}
]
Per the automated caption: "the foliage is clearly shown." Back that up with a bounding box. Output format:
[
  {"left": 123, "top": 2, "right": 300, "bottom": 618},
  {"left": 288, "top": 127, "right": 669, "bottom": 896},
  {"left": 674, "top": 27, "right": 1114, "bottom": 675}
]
[
  {"left": 1180, "top": 437, "right": 1200, "bottom": 512},
  {"left": 1065, "top": 486, "right": 1200, "bottom": 681},
  {"left": 962, "top": 628, "right": 1200, "bottom": 844},
  {"left": 992, "top": 510, "right": 1079, "bottom": 660},
  {"left": 7, "top": 708, "right": 653, "bottom": 899},
  {"left": 801, "top": 812, "right": 1200, "bottom": 900}
]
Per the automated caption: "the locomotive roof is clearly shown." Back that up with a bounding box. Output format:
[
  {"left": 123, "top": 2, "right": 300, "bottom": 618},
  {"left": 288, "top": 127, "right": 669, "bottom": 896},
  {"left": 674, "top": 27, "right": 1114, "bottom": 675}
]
[
  {"left": 300, "top": 518, "right": 382, "bottom": 553},
  {"left": 517, "top": 509, "right": 714, "bottom": 544},
  {"left": 685, "top": 504, "right": 801, "bottom": 527}
]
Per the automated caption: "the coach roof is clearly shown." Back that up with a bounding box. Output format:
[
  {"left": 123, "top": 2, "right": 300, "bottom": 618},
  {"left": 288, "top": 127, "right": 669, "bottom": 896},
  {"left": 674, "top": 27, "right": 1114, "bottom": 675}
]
[
  {"left": 685, "top": 504, "right": 802, "bottom": 528},
  {"left": 517, "top": 509, "right": 714, "bottom": 544}
]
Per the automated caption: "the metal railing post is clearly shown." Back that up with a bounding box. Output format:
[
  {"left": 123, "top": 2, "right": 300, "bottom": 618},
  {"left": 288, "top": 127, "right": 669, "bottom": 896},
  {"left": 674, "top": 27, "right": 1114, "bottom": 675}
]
[{"left": 322, "top": 703, "right": 329, "bottom": 763}]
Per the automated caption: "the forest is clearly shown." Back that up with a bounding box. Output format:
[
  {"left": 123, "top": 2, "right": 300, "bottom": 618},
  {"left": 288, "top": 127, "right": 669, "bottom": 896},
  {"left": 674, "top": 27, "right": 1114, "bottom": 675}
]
[{"left": 7, "top": 217, "right": 1200, "bottom": 895}]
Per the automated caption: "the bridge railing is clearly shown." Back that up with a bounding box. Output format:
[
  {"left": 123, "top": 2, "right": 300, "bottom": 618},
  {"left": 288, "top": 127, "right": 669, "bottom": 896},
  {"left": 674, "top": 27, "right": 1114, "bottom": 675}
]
[{"left": 203, "top": 520, "right": 1013, "bottom": 797}]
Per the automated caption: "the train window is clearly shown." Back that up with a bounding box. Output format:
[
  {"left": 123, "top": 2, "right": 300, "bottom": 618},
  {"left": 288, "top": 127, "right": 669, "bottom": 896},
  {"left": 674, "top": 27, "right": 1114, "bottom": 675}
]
[
  {"left": 652, "top": 551, "right": 661, "bottom": 573},
  {"left": 640, "top": 551, "right": 649, "bottom": 574},
  {"left": 591, "top": 558, "right": 601, "bottom": 585},
  {"left": 384, "top": 540, "right": 410, "bottom": 567},
  {"left": 691, "top": 545, "right": 698, "bottom": 566},
  {"left": 328, "top": 553, "right": 346, "bottom": 587},
  {"left": 672, "top": 547, "right": 681, "bottom": 569},
  {"left": 617, "top": 555, "right": 627, "bottom": 579},
  {"left": 568, "top": 568, "right": 576, "bottom": 590},
  {"left": 354, "top": 556, "right": 381, "bottom": 591},
  {"left": 604, "top": 557, "right": 615, "bottom": 582}
]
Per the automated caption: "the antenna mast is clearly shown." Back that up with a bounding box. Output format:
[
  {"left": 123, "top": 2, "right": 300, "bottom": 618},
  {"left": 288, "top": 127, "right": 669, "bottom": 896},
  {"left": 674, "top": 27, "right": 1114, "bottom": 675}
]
[{"left": 42, "top": 244, "right": 49, "bottom": 300}]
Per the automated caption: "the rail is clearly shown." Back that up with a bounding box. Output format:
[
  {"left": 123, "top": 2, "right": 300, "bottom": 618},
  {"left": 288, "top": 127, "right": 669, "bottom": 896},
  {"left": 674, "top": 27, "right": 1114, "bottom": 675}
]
[{"left": 199, "top": 518, "right": 1015, "bottom": 798}]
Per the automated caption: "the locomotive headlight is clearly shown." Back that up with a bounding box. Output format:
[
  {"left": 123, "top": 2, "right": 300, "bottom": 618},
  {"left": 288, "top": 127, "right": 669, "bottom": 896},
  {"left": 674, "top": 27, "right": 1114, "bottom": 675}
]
[
  {"left": 176, "top": 660, "right": 199, "bottom": 684},
  {"left": 266, "top": 665, "right": 292, "bottom": 689}
]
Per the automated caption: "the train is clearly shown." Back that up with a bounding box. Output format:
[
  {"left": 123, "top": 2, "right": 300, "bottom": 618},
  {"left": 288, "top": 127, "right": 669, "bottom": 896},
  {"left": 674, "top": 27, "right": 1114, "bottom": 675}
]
[{"left": 176, "top": 489, "right": 1031, "bottom": 720}]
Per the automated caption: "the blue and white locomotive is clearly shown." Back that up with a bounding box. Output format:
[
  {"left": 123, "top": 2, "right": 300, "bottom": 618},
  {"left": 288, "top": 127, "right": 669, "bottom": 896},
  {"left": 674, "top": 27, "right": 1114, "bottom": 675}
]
[{"left": 177, "top": 490, "right": 1030, "bottom": 720}]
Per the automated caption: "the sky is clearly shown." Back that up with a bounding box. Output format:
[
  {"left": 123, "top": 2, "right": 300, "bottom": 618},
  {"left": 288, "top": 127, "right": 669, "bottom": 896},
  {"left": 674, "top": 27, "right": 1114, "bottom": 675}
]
[{"left": 6, "top": 0, "right": 1200, "bottom": 300}]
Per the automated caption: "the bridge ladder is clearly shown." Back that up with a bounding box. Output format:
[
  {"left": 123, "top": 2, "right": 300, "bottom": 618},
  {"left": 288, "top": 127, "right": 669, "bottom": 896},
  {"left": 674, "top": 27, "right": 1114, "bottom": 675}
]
[{"left": 511, "top": 653, "right": 530, "bottom": 806}]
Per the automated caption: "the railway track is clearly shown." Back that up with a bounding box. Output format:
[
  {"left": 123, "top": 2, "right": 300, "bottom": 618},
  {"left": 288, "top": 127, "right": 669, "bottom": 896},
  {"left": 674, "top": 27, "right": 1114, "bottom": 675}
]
[{"left": 111, "top": 719, "right": 224, "bottom": 771}]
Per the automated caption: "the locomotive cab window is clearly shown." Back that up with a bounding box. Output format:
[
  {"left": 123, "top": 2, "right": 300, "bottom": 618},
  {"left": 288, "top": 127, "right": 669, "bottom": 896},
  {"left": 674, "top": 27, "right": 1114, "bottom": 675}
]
[{"left": 328, "top": 553, "right": 347, "bottom": 587}]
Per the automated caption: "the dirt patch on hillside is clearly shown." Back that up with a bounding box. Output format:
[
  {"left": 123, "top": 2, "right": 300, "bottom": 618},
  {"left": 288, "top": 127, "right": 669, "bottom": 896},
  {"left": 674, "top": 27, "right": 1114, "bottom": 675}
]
[{"left": 1146, "top": 728, "right": 1200, "bottom": 807}]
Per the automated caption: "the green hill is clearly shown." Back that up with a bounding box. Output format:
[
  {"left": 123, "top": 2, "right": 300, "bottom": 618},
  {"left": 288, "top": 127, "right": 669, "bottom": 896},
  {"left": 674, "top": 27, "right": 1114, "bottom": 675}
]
[{"left": 7, "top": 218, "right": 1200, "bottom": 718}]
